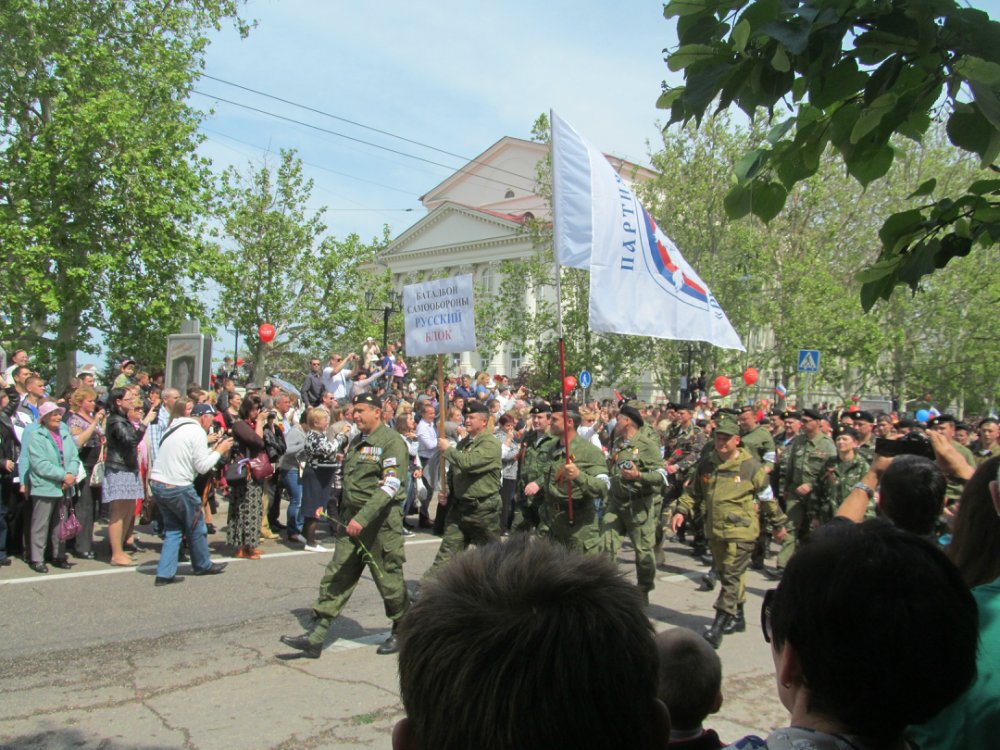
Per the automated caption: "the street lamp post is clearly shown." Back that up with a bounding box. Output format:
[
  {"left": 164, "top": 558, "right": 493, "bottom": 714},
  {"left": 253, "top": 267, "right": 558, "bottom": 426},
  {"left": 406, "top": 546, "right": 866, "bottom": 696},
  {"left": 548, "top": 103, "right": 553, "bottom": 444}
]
[{"left": 365, "top": 290, "right": 403, "bottom": 350}]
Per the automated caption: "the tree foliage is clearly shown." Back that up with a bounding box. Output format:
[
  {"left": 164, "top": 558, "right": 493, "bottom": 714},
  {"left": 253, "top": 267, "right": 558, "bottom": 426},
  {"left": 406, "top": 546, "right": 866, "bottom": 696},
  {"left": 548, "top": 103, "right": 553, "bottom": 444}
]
[
  {"left": 0, "top": 0, "right": 249, "bottom": 385},
  {"left": 661, "top": 0, "right": 1000, "bottom": 310},
  {"left": 212, "top": 149, "right": 389, "bottom": 384}
]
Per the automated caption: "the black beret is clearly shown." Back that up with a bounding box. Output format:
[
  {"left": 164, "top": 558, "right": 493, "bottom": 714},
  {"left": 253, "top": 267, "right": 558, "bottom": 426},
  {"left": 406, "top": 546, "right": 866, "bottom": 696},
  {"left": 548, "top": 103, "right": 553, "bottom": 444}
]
[
  {"left": 928, "top": 414, "right": 955, "bottom": 428},
  {"left": 551, "top": 401, "right": 581, "bottom": 419},
  {"left": 529, "top": 401, "right": 552, "bottom": 415},
  {"left": 352, "top": 393, "right": 382, "bottom": 407},
  {"left": 463, "top": 401, "right": 489, "bottom": 415},
  {"left": 955, "top": 422, "right": 972, "bottom": 432},
  {"left": 782, "top": 410, "right": 801, "bottom": 420},
  {"left": 618, "top": 403, "right": 644, "bottom": 428},
  {"left": 802, "top": 408, "right": 823, "bottom": 420},
  {"left": 854, "top": 411, "right": 875, "bottom": 423},
  {"left": 835, "top": 426, "right": 860, "bottom": 441}
]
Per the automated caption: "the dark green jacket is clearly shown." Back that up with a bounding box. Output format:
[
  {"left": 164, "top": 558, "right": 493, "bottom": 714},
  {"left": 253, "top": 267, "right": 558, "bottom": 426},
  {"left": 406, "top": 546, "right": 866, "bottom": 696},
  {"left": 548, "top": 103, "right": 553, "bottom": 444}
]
[
  {"left": 608, "top": 430, "right": 667, "bottom": 500},
  {"left": 444, "top": 430, "right": 501, "bottom": 502},
  {"left": 543, "top": 435, "right": 609, "bottom": 505},
  {"left": 342, "top": 422, "right": 409, "bottom": 528}
]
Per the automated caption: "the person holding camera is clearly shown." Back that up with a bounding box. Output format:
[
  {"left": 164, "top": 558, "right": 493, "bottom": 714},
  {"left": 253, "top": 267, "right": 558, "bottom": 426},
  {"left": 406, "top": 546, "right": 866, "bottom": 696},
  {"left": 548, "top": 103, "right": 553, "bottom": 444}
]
[
  {"left": 149, "top": 400, "right": 231, "bottom": 585},
  {"left": 601, "top": 402, "right": 667, "bottom": 603}
]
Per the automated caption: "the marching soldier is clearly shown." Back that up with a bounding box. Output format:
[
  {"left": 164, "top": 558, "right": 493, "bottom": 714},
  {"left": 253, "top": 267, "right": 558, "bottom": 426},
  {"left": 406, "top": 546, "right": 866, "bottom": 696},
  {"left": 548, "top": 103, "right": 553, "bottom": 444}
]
[
  {"left": 514, "top": 402, "right": 555, "bottom": 533},
  {"left": 671, "top": 413, "right": 787, "bottom": 648},
  {"left": 662, "top": 402, "right": 708, "bottom": 558},
  {"left": 280, "top": 393, "right": 410, "bottom": 658},
  {"left": 814, "top": 426, "right": 870, "bottom": 524},
  {"left": 425, "top": 400, "right": 502, "bottom": 577},
  {"left": 773, "top": 408, "right": 835, "bottom": 578},
  {"left": 602, "top": 402, "right": 668, "bottom": 602},
  {"left": 534, "top": 401, "right": 609, "bottom": 554},
  {"left": 737, "top": 405, "right": 776, "bottom": 570}
]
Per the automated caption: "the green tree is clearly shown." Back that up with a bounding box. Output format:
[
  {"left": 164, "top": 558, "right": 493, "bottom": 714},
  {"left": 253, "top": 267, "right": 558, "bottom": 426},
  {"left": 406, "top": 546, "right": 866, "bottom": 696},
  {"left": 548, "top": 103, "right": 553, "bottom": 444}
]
[
  {"left": 0, "top": 0, "right": 249, "bottom": 386},
  {"left": 212, "top": 149, "right": 389, "bottom": 384},
  {"left": 661, "top": 0, "right": 1000, "bottom": 309}
]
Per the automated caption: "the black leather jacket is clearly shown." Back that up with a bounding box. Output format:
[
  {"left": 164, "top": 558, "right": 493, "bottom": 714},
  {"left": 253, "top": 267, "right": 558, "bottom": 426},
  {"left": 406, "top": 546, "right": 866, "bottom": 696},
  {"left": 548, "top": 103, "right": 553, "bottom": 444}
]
[{"left": 105, "top": 412, "right": 146, "bottom": 472}]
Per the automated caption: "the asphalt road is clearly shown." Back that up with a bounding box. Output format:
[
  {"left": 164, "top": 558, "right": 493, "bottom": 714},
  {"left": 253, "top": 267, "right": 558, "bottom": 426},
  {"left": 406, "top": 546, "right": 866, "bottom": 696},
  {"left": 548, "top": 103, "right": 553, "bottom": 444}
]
[{"left": 0, "top": 518, "right": 788, "bottom": 749}]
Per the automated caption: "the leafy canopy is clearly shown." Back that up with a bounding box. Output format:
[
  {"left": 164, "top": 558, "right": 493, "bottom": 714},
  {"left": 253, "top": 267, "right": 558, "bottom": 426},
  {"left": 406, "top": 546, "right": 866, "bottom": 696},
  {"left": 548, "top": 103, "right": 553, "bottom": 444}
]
[{"left": 660, "top": 0, "right": 1000, "bottom": 310}]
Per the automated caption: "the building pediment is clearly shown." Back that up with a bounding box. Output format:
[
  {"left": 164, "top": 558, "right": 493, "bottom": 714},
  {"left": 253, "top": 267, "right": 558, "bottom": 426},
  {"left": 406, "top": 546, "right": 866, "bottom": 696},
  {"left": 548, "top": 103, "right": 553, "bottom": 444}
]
[{"left": 382, "top": 202, "right": 531, "bottom": 262}]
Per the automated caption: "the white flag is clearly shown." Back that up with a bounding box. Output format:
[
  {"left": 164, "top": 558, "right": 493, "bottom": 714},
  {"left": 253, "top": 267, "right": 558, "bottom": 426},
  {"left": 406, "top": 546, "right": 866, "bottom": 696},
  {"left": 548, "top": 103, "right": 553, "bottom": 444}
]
[{"left": 551, "top": 112, "right": 745, "bottom": 351}]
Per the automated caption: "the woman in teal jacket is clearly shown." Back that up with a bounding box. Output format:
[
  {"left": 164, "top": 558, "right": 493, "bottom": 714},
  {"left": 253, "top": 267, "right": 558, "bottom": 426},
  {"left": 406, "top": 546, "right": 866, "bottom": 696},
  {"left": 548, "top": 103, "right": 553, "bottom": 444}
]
[{"left": 24, "top": 401, "right": 81, "bottom": 573}]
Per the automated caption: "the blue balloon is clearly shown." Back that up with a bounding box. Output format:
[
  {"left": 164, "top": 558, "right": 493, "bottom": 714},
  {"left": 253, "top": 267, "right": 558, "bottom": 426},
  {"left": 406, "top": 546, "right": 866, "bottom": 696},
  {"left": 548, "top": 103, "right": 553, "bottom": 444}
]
[{"left": 916, "top": 409, "right": 930, "bottom": 423}]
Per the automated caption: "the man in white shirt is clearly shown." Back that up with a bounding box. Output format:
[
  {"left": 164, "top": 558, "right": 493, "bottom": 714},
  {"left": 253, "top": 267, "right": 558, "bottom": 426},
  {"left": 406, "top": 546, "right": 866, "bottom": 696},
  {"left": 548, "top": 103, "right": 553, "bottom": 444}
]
[
  {"left": 414, "top": 403, "right": 439, "bottom": 529},
  {"left": 149, "top": 402, "right": 233, "bottom": 586},
  {"left": 322, "top": 352, "right": 357, "bottom": 400}
]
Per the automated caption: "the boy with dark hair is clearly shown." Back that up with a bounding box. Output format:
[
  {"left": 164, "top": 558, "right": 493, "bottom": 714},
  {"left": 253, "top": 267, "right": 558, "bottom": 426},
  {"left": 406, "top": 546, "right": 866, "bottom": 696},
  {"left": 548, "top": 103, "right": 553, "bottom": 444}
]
[
  {"left": 393, "top": 536, "right": 671, "bottom": 750},
  {"left": 655, "top": 628, "right": 724, "bottom": 750}
]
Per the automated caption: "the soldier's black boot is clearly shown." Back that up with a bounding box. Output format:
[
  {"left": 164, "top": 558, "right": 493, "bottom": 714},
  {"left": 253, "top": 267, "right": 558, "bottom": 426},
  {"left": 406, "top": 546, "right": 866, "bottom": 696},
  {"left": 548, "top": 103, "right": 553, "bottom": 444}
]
[
  {"left": 699, "top": 568, "right": 717, "bottom": 591},
  {"left": 280, "top": 634, "right": 322, "bottom": 659},
  {"left": 376, "top": 623, "right": 400, "bottom": 655},
  {"left": 703, "top": 610, "right": 732, "bottom": 650},
  {"left": 723, "top": 604, "right": 746, "bottom": 634}
]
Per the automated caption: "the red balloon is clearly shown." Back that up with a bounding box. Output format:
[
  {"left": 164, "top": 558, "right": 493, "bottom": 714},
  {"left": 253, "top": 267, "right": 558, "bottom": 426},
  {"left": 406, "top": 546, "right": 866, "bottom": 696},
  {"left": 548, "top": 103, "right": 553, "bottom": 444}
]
[
  {"left": 563, "top": 375, "right": 577, "bottom": 392},
  {"left": 713, "top": 375, "right": 731, "bottom": 397},
  {"left": 851, "top": 394, "right": 860, "bottom": 402},
  {"left": 236, "top": 358, "right": 244, "bottom": 366},
  {"left": 258, "top": 323, "right": 276, "bottom": 343},
  {"left": 742, "top": 367, "right": 759, "bottom": 386}
]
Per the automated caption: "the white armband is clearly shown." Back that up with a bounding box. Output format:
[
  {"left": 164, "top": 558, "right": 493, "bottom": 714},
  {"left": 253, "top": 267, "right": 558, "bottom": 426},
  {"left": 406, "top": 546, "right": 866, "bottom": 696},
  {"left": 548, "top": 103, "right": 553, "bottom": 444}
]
[
  {"left": 757, "top": 485, "right": 775, "bottom": 502},
  {"left": 596, "top": 473, "right": 611, "bottom": 491}
]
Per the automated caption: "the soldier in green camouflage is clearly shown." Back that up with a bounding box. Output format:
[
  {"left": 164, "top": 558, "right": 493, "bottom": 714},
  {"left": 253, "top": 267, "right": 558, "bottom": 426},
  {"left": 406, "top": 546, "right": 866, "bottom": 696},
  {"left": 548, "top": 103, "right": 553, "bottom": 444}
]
[
  {"left": 928, "top": 414, "right": 976, "bottom": 505},
  {"left": 602, "top": 402, "right": 669, "bottom": 601},
  {"left": 536, "top": 401, "right": 609, "bottom": 555},
  {"left": 853, "top": 411, "right": 877, "bottom": 464},
  {"left": 425, "top": 400, "right": 501, "bottom": 578},
  {"left": 774, "top": 408, "right": 836, "bottom": 577},
  {"left": 815, "top": 427, "right": 871, "bottom": 524},
  {"left": 280, "top": 393, "right": 411, "bottom": 658},
  {"left": 662, "top": 403, "right": 708, "bottom": 558},
  {"left": 671, "top": 413, "right": 787, "bottom": 649},
  {"left": 514, "top": 402, "right": 555, "bottom": 533},
  {"left": 737, "top": 405, "right": 776, "bottom": 570},
  {"left": 972, "top": 418, "right": 1000, "bottom": 465}
]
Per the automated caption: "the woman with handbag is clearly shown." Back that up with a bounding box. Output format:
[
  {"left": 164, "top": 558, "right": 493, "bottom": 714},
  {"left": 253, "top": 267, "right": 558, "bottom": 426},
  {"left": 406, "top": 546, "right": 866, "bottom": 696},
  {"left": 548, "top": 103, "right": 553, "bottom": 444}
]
[
  {"left": 24, "top": 401, "right": 82, "bottom": 573},
  {"left": 66, "top": 387, "right": 105, "bottom": 560},
  {"left": 104, "top": 387, "right": 156, "bottom": 566},
  {"left": 300, "top": 407, "right": 346, "bottom": 552},
  {"left": 227, "top": 395, "right": 269, "bottom": 559}
]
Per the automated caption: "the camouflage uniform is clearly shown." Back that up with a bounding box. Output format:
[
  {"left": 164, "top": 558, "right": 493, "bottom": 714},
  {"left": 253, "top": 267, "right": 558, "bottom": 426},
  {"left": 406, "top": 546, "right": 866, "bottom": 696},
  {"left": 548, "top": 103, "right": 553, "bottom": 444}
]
[
  {"left": 603, "top": 430, "right": 668, "bottom": 593},
  {"left": 307, "top": 422, "right": 410, "bottom": 645},
  {"left": 741, "top": 424, "right": 776, "bottom": 568},
  {"left": 514, "top": 428, "right": 555, "bottom": 532},
  {"left": 663, "top": 421, "right": 708, "bottom": 549},
  {"left": 814, "top": 453, "right": 871, "bottom": 524},
  {"left": 426, "top": 429, "right": 502, "bottom": 577},
  {"left": 777, "top": 431, "right": 836, "bottom": 568},
  {"left": 539, "top": 435, "right": 609, "bottom": 555},
  {"left": 676, "top": 446, "right": 787, "bottom": 618}
]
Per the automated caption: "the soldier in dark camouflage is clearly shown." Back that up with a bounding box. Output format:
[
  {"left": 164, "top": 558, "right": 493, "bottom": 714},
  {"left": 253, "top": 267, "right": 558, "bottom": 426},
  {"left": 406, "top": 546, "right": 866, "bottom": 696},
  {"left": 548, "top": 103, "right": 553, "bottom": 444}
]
[{"left": 661, "top": 402, "right": 707, "bottom": 560}]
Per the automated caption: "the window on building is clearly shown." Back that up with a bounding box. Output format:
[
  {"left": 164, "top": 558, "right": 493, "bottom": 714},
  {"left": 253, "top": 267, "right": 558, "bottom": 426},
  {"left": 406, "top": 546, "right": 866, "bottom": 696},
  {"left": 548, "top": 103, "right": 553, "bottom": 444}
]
[{"left": 510, "top": 348, "right": 522, "bottom": 373}]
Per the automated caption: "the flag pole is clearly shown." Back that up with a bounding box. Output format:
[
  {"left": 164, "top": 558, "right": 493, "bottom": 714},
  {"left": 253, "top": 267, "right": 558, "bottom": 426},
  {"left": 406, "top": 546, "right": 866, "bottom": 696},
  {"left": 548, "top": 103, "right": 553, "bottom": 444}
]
[
  {"left": 550, "top": 109, "right": 574, "bottom": 525},
  {"left": 437, "top": 353, "right": 447, "bottom": 512}
]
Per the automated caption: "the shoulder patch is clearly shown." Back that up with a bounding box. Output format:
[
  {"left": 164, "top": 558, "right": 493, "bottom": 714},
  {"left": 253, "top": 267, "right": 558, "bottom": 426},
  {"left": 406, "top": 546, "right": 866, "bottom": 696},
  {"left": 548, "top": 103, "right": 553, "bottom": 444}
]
[{"left": 382, "top": 456, "right": 398, "bottom": 468}]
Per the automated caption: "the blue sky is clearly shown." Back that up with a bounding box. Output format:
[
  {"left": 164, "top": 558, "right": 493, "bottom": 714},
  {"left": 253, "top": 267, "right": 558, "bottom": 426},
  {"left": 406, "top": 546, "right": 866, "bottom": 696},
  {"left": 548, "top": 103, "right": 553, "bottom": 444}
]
[{"left": 195, "top": 0, "right": 680, "bottom": 244}]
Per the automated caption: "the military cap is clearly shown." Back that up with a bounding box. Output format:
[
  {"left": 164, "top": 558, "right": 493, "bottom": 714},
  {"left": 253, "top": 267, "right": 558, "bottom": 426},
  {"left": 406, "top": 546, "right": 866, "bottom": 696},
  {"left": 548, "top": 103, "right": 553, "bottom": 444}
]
[
  {"left": 802, "top": 408, "right": 823, "bottom": 421},
  {"left": 551, "top": 400, "right": 581, "bottom": 419},
  {"left": 352, "top": 392, "right": 382, "bottom": 407},
  {"left": 463, "top": 400, "right": 488, "bottom": 416},
  {"left": 928, "top": 414, "right": 955, "bottom": 428},
  {"left": 896, "top": 418, "right": 916, "bottom": 429},
  {"left": 854, "top": 410, "right": 875, "bottom": 423},
  {"left": 715, "top": 413, "right": 739, "bottom": 436},
  {"left": 955, "top": 421, "right": 972, "bottom": 432},
  {"left": 529, "top": 401, "right": 552, "bottom": 415},
  {"left": 618, "top": 402, "right": 644, "bottom": 428},
  {"left": 769, "top": 408, "right": 785, "bottom": 418},
  {"left": 676, "top": 401, "right": 696, "bottom": 412},
  {"left": 835, "top": 426, "right": 860, "bottom": 441},
  {"left": 632, "top": 399, "right": 649, "bottom": 411},
  {"left": 737, "top": 404, "right": 757, "bottom": 415},
  {"left": 782, "top": 410, "right": 801, "bottom": 420}
]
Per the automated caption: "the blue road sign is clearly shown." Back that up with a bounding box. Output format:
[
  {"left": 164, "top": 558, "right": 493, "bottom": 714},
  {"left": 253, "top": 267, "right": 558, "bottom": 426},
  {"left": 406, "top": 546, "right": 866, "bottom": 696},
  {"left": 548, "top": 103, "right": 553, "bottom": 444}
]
[
  {"left": 579, "top": 369, "right": 592, "bottom": 389},
  {"left": 798, "top": 349, "right": 821, "bottom": 373}
]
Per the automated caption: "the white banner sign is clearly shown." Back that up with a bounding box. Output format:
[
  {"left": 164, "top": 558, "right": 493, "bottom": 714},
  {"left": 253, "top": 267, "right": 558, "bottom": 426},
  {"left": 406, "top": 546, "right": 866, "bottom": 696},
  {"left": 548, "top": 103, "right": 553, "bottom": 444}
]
[{"left": 403, "top": 274, "right": 476, "bottom": 356}]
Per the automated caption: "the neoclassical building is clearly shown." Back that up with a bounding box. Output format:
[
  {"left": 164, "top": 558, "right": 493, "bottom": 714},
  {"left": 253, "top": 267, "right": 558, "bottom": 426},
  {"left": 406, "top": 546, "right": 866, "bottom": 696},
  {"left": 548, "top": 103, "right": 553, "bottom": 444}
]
[{"left": 375, "top": 135, "right": 655, "bottom": 376}]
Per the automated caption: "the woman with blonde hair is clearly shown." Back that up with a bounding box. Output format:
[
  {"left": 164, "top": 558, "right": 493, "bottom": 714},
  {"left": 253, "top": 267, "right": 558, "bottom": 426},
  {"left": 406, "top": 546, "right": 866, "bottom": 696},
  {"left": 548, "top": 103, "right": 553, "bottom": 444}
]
[
  {"left": 300, "top": 407, "right": 348, "bottom": 551},
  {"left": 66, "top": 387, "right": 105, "bottom": 559}
]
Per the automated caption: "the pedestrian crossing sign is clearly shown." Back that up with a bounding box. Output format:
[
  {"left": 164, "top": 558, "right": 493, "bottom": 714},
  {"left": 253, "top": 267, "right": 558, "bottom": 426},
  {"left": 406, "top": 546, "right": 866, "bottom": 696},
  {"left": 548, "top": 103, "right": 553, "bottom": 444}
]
[{"left": 798, "top": 349, "right": 820, "bottom": 373}]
